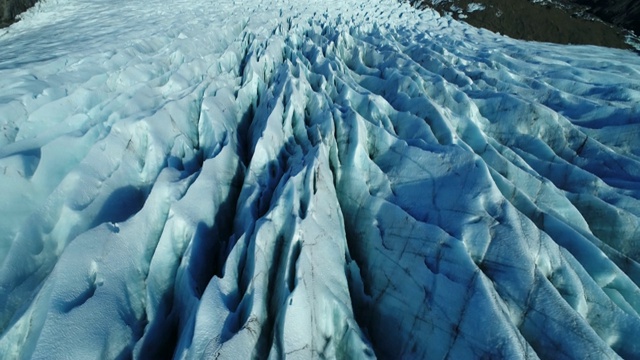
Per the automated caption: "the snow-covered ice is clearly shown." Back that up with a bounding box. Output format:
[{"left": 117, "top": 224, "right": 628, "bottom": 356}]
[
  {"left": 466, "top": 3, "right": 486, "bottom": 13},
  {"left": 1, "top": 0, "right": 640, "bottom": 358}
]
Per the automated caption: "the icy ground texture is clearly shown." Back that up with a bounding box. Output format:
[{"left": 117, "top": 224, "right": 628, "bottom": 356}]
[{"left": 1, "top": 0, "right": 640, "bottom": 358}]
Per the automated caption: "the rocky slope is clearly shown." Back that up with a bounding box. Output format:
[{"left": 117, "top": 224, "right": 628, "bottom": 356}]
[
  {"left": 417, "top": 0, "right": 638, "bottom": 49},
  {"left": 0, "top": 0, "right": 37, "bottom": 27},
  {"left": 568, "top": 0, "right": 640, "bottom": 35}
]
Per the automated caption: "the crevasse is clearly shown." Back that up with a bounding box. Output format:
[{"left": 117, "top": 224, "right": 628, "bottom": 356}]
[{"left": 1, "top": 0, "right": 640, "bottom": 358}]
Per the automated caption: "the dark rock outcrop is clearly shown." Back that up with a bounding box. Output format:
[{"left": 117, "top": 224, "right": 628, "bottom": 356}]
[
  {"left": 1, "top": 0, "right": 38, "bottom": 27},
  {"left": 571, "top": 0, "right": 640, "bottom": 35},
  {"left": 416, "top": 0, "right": 635, "bottom": 49}
]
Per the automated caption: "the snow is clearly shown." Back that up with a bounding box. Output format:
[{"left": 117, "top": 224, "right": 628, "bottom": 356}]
[
  {"left": 467, "top": 3, "right": 486, "bottom": 13},
  {"left": 1, "top": 0, "right": 640, "bottom": 358}
]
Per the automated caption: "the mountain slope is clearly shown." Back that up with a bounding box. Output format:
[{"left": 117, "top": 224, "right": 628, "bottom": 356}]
[
  {"left": 570, "top": 0, "right": 640, "bottom": 35},
  {"left": 0, "top": 0, "right": 37, "bottom": 27},
  {"left": 416, "top": 0, "right": 633, "bottom": 49},
  {"left": 1, "top": 0, "right": 640, "bottom": 358}
]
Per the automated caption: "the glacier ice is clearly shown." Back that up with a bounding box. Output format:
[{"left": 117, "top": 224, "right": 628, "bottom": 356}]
[{"left": 1, "top": 0, "right": 640, "bottom": 358}]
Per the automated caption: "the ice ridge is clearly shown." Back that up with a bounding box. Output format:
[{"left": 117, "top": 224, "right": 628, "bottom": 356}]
[{"left": 1, "top": 0, "right": 640, "bottom": 358}]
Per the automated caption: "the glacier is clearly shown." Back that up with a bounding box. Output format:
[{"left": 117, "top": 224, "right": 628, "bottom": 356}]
[{"left": 1, "top": 0, "right": 640, "bottom": 358}]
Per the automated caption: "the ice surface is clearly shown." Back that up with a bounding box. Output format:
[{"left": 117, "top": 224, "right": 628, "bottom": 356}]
[
  {"left": 1, "top": 0, "right": 640, "bottom": 358},
  {"left": 466, "top": 3, "right": 486, "bottom": 13}
]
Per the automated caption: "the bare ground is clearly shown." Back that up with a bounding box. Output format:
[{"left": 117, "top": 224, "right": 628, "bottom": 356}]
[{"left": 415, "top": 0, "right": 633, "bottom": 49}]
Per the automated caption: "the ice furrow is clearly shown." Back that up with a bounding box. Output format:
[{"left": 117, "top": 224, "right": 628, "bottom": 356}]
[{"left": 1, "top": 0, "right": 640, "bottom": 358}]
